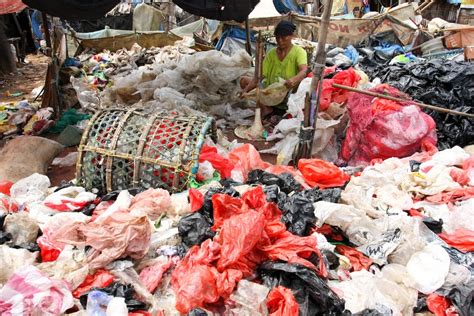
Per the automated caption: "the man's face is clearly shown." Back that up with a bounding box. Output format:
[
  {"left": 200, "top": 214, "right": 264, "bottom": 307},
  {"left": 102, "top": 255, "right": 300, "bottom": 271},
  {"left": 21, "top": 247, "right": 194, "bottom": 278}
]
[{"left": 276, "top": 35, "right": 293, "bottom": 49}]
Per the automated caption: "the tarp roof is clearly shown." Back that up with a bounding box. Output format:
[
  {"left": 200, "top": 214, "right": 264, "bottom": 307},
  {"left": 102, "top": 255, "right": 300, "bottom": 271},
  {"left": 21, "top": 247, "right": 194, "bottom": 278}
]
[
  {"left": 248, "top": 0, "right": 281, "bottom": 19},
  {"left": 0, "top": 0, "right": 26, "bottom": 15},
  {"left": 22, "top": 0, "right": 121, "bottom": 20}
]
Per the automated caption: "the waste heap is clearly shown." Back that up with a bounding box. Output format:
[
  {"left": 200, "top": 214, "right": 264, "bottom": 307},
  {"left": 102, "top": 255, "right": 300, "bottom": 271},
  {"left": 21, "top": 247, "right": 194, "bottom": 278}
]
[{"left": 0, "top": 141, "right": 473, "bottom": 315}]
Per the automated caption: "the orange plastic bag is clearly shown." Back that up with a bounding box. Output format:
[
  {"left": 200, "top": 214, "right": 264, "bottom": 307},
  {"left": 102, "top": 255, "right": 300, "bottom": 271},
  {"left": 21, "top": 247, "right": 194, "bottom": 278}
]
[
  {"left": 267, "top": 286, "right": 299, "bottom": 316},
  {"left": 298, "top": 159, "right": 350, "bottom": 188},
  {"left": 335, "top": 245, "right": 373, "bottom": 271},
  {"left": 438, "top": 229, "right": 474, "bottom": 252}
]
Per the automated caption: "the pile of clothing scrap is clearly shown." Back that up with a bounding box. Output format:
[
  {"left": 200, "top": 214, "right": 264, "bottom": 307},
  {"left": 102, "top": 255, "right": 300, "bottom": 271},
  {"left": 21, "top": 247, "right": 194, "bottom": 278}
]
[{"left": 0, "top": 140, "right": 472, "bottom": 315}]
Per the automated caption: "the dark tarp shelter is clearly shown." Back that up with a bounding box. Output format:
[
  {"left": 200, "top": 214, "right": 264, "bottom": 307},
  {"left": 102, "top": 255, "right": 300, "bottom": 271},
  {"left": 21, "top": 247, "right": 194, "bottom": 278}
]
[
  {"left": 172, "top": 0, "right": 260, "bottom": 22},
  {"left": 22, "top": 0, "right": 121, "bottom": 20}
]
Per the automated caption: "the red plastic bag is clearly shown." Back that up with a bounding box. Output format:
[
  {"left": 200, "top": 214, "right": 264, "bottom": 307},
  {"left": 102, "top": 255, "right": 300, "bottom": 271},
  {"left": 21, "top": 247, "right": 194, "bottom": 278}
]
[
  {"left": 72, "top": 269, "right": 115, "bottom": 298},
  {"left": 199, "top": 145, "right": 234, "bottom": 179},
  {"left": 318, "top": 68, "right": 361, "bottom": 111},
  {"left": 37, "top": 235, "right": 62, "bottom": 262},
  {"left": 171, "top": 240, "right": 243, "bottom": 314},
  {"left": 211, "top": 194, "right": 246, "bottom": 230},
  {"left": 267, "top": 286, "right": 299, "bottom": 316},
  {"left": 340, "top": 84, "right": 437, "bottom": 166},
  {"left": 426, "top": 294, "right": 457, "bottom": 316},
  {"left": 139, "top": 259, "right": 174, "bottom": 293},
  {"left": 298, "top": 159, "right": 350, "bottom": 188},
  {"left": 335, "top": 245, "right": 373, "bottom": 271},
  {"left": 438, "top": 229, "right": 474, "bottom": 252},
  {"left": 0, "top": 180, "right": 13, "bottom": 196},
  {"left": 0, "top": 194, "right": 18, "bottom": 213},
  {"left": 228, "top": 144, "right": 269, "bottom": 182},
  {"left": 189, "top": 189, "right": 204, "bottom": 212},
  {"left": 216, "top": 210, "right": 266, "bottom": 271}
]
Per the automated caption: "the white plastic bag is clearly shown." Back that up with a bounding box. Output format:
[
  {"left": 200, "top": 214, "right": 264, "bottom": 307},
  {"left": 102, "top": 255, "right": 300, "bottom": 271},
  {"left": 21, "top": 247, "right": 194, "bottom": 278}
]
[
  {"left": 10, "top": 173, "right": 50, "bottom": 206},
  {"left": 406, "top": 244, "right": 450, "bottom": 294}
]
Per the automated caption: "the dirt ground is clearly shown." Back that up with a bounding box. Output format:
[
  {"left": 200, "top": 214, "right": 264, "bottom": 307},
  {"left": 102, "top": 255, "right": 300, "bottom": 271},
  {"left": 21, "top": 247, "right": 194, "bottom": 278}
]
[{"left": 0, "top": 54, "right": 49, "bottom": 103}]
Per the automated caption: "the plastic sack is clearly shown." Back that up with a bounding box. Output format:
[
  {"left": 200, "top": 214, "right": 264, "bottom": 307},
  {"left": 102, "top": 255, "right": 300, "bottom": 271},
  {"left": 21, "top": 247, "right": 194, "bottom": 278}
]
[
  {"left": 139, "top": 256, "right": 174, "bottom": 293},
  {"left": 38, "top": 234, "right": 62, "bottom": 262},
  {"left": 259, "top": 262, "right": 345, "bottom": 316},
  {"left": 129, "top": 188, "right": 172, "bottom": 220},
  {"left": 228, "top": 144, "right": 269, "bottom": 182},
  {"left": 224, "top": 280, "right": 270, "bottom": 315},
  {"left": 242, "top": 79, "right": 289, "bottom": 107},
  {"left": 0, "top": 245, "right": 38, "bottom": 284},
  {"left": 51, "top": 211, "right": 151, "bottom": 269},
  {"left": 106, "top": 297, "right": 128, "bottom": 316},
  {"left": 426, "top": 294, "right": 456, "bottom": 316},
  {"left": 171, "top": 240, "right": 243, "bottom": 314},
  {"left": 86, "top": 290, "right": 112, "bottom": 316},
  {"left": 73, "top": 269, "right": 115, "bottom": 298},
  {"left": 340, "top": 84, "right": 437, "bottom": 166},
  {"left": 319, "top": 67, "right": 361, "bottom": 111},
  {"left": 0, "top": 265, "right": 74, "bottom": 315},
  {"left": 439, "top": 229, "right": 474, "bottom": 253},
  {"left": 298, "top": 159, "right": 350, "bottom": 188},
  {"left": 10, "top": 173, "right": 50, "bottom": 206},
  {"left": 3, "top": 212, "right": 39, "bottom": 246},
  {"left": 335, "top": 245, "right": 373, "bottom": 271},
  {"left": 42, "top": 186, "right": 96, "bottom": 212},
  {"left": 267, "top": 286, "right": 299, "bottom": 316},
  {"left": 199, "top": 145, "right": 234, "bottom": 179},
  {"left": 406, "top": 244, "right": 450, "bottom": 294},
  {"left": 0, "top": 180, "right": 13, "bottom": 195}
]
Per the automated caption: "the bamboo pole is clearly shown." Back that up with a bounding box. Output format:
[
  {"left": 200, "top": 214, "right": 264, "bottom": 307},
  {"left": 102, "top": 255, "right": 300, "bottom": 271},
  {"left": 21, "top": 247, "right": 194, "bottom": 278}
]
[
  {"left": 332, "top": 83, "right": 474, "bottom": 119},
  {"left": 294, "top": 0, "right": 334, "bottom": 162}
]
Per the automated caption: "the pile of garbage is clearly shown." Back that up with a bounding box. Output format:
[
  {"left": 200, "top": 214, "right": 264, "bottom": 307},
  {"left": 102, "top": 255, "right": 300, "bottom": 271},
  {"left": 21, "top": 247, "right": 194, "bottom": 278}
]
[
  {"left": 71, "top": 43, "right": 255, "bottom": 129},
  {"left": 0, "top": 140, "right": 473, "bottom": 315},
  {"left": 0, "top": 100, "right": 54, "bottom": 138},
  {"left": 360, "top": 59, "right": 474, "bottom": 150}
]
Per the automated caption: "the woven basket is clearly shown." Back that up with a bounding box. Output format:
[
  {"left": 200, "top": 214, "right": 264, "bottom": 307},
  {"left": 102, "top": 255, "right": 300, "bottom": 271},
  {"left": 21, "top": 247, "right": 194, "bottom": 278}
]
[{"left": 76, "top": 108, "right": 216, "bottom": 194}]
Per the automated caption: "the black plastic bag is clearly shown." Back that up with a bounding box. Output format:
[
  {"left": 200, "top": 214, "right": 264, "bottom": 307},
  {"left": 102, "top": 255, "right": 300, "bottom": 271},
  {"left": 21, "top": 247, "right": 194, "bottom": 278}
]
[
  {"left": 447, "top": 279, "right": 474, "bottom": 316},
  {"left": 79, "top": 282, "right": 147, "bottom": 311},
  {"left": 188, "top": 308, "right": 209, "bottom": 316},
  {"left": 277, "top": 188, "right": 342, "bottom": 236},
  {"left": 258, "top": 261, "right": 347, "bottom": 316},
  {"left": 178, "top": 213, "right": 215, "bottom": 247},
  {"left": 247, "top": 169, "right": 302, "bottom": 194}
]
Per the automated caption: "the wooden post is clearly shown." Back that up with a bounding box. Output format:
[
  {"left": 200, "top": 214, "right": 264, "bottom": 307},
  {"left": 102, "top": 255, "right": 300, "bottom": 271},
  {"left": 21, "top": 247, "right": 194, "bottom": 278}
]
[
  {"left": 293, "top": 0, "right": 334, "bottom": 162},
  {"left": 245, "top": 19, "right": 252, "bottom": 56},
  {"left": 41, "top": 12, "right": 52, "bottom": 56}
]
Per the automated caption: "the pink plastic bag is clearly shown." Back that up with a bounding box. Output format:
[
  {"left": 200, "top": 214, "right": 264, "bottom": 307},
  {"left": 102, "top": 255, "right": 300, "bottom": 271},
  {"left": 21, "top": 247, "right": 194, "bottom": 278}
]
[
  {"left": 0, "top": 265, "right": 74, "bottom": 315},
  {"left": 340, "top": 84, "right": 437, "bottom": 166},
  {"left": 129, "top": 188, "right": 172, "bottom": 220}
]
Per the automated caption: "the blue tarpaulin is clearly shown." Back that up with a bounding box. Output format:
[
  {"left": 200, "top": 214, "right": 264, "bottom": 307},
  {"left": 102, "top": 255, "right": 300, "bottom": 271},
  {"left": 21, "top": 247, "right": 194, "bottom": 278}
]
[{"left": 272, "top": 0, "right": 304, "bottom": 14}]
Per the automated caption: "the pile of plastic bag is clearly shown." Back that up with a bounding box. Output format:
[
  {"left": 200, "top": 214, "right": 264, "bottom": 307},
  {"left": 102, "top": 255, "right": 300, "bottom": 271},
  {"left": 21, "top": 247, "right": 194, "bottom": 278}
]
[
  {"left": 0, "top": 139, "right": 473, "bottom": 315},
  {"left": 360, "top": 59, "right": 474, "bottom": 150},
  {"left": 0, "top": 100, "right": 54, "bottom": 138}
]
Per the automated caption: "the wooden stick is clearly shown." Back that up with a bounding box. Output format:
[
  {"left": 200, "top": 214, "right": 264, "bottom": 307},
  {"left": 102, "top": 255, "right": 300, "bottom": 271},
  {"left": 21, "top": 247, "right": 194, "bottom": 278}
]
[{"left": 332, "top": 83, "right": 474, "bottom": 119}]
